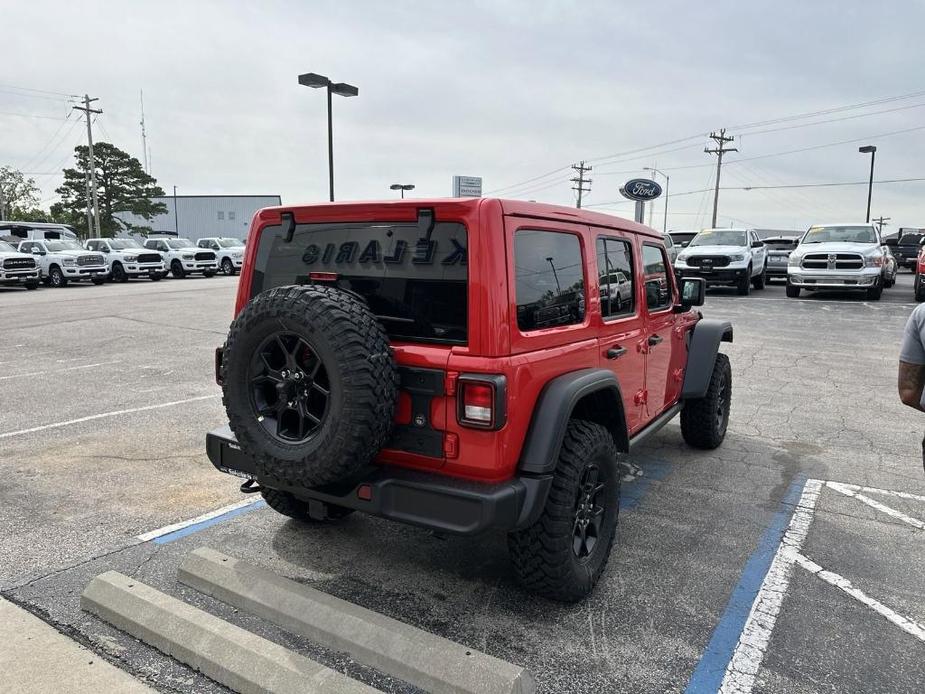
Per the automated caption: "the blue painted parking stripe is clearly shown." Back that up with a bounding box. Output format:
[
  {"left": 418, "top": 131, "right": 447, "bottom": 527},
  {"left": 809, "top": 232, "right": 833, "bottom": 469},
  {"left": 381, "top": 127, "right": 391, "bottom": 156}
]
[
  {"left": 621, "top": 455, "right": 672, "bottom": 511},
  {"left": 684, "top": 474, "right": 807, "bottom": 693},
  {"left": 152, "top": 501, "right": 266, "bottom": 545}
]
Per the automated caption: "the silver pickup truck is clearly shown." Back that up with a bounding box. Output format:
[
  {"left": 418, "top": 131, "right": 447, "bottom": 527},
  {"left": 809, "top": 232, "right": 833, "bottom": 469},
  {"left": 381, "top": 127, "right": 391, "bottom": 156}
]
[{"left": 786, "top": 223, "right": 888, "bottom": 300}]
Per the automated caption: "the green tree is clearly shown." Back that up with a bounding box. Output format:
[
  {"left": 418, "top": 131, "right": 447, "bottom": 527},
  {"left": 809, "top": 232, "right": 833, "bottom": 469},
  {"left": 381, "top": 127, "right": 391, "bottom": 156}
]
[
  {"left": 0, "top": 166, "right": 43, "bottom": 220},
  {"left": 54, "top": 142, "right": 166, "bottom": 237}
]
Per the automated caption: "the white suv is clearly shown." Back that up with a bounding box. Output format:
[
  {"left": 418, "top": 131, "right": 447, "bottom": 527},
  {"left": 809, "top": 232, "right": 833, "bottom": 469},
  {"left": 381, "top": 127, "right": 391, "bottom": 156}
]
[
  {"left": 143, "top": 237, "right": 218, "bottom": 279},
  {"left": 0, "top": 239, "right": 41, "bottom": 290},
  {"left": 18, "top": 239, "right": 108, "bottom": 287},
  {"left": 675, "top": 228, "right": 767, "bottom": 296},
  {"left": 85, "top": 238, "right": 165, "bottom": 282},
  {"left": 786, "top": 223, "right": 887, "bottom": 300},
  {"left": 197, "top": 237, "right": 245, "bottom": 276}
]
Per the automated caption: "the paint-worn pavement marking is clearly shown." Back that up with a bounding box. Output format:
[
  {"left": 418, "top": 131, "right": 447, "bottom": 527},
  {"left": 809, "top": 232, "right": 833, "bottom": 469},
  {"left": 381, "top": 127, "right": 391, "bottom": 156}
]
[{"left": 717, "top": 478, "right": 925, "bottom": 694}]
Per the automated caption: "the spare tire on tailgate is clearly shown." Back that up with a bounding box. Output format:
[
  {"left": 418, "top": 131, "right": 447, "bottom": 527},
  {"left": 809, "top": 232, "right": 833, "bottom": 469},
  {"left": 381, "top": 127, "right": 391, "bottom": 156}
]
[{"left": 221, "top": 284, "right": 398, "bottom": 487}]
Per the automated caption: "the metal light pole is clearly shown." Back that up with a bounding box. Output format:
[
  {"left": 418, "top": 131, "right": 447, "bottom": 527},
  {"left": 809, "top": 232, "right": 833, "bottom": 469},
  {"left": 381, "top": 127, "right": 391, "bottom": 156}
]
[
  {"left": 298, "top": 73, "right": 359, "bottom": 202},
  {"left": 644, "top": 166, "right": 670, "bottom": 233},
  {"left": 859, "top": 145, "right": 876, "bottom": 223},
  {"left": 389, "top": 183, "right": 415, "bottom": 199},
  {"left": 173, "top": 186, "right": 179, "bottom": 236}
]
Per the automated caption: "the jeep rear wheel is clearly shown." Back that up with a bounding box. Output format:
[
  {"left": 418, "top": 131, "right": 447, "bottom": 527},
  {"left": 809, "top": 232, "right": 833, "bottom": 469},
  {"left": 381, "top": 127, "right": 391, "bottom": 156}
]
[
  {"left": 260, "top": 488, "right": 353, "bottom": 522},
  {"left": 508, "top": 419, "right": 621, "bottom": 602},
  {"left": 681, "top": 352, "right": 731, "bottom": 450},
  {"left": 222, "top": 285, "right": 398, "bottom": 488}
]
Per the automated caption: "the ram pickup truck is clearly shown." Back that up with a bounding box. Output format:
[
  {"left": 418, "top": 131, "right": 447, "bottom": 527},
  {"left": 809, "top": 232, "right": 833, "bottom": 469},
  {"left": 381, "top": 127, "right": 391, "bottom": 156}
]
[
  {"left": 786, "top": 223, "right": 888, "bottom": 300},
  {"left": 890, "top": 230, "right": 925, "bottom": 270},
  {"left": 17, "top": 239, "right": 107, "bottom": 287},
  {"left": 0, "top": 239, "right": 41, "bottom": 290},
  {"left": 197, "top": 237, "right": 246, "bottom": 276},
  {"left": 85, "top": 237, "right": 165, "bottom": 282},
  {"left": 143, "top": 237, "right": 218, "bottom": 278}
]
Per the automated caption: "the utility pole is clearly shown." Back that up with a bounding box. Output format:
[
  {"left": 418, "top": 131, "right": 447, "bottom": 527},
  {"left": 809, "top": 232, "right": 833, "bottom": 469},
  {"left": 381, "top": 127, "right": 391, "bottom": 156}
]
[
  {"left": 140, "top": 90, "right": 149, "bottom": 174},
  {"left": 570, "top": 161, "right": 592, "bottom": 209},
  {"left": 705, "top": 129, "right": 737, "bottom": 228},
  {"left": 0, "top": 184, "right": 6, "bottom": 220},
  {"left": 73, "top": 95, "right": 102, "bottom": 237},
  {"left": 872, "top": 216, "right": 890, "bottom": 235}
]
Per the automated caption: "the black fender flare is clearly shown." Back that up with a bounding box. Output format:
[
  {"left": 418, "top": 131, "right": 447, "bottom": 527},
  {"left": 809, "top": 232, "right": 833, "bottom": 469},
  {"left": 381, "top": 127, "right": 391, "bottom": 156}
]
[
  {"left": 518, "top": 368, "right": 628, "bottom": 476},
  {"left": 682, "top": 319, "right": 733, "bottom": 399}
]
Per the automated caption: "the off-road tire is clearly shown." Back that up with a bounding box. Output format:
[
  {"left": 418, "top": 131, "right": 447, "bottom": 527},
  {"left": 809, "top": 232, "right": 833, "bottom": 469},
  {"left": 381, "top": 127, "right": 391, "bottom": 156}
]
[
  {"left": 222, "top": 284, "right": 398, "bottom": 488},
  {"left": 260, "top": 488, "right": 353, "bottom": 522},
  {"left": 737, "top": 267, "right": 751, "bottom": 295},
  {"left": 752, "top": 264, "right": 766, "bottom": 289},
  {"left": 786, "top": 283, "right": 800, "bottom": 298},
  {"left": 112, "top": 262, "right": 128, "bottom": 283},
  {"left": 91, "top": 277, "right": 106, "bottom": 285},
  {"left": 171, "top": 260, "right": 185, "bottom": 279},
  {"left": 915, "top": 275, "right": 925, "bottom": 302},
  {"left": 681, "top": 352, "right": 731, "bottom": 450},
  {"left": 222, "top": 258, "right": 235, "bottom": 275},
  {"left": 48, "top": 265, "right": 67, "bottom": 288},
  {"left": 24, "top": 280, "right": 39, "bottom": 290},
  {"left": 866, "top": 281, "right": 882, "bottom": 301},
  {"left": 507, "top": 419, "right": 621, "bottom": 603}
]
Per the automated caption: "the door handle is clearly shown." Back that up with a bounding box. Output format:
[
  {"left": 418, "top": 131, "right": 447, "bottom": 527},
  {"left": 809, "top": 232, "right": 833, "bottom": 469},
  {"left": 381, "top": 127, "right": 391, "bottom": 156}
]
[
  {"left": 648, "top": 335, "right": 663, "bottom": 347},
  {"left": 606, "top": 346, "right": 627, "bottom": 360}
]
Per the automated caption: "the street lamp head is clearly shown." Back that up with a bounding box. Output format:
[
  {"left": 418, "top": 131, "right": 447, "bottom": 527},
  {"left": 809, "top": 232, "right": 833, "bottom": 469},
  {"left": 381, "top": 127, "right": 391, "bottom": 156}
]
[
  {"left": 331, "top": 82, "right": 359, "bottom": 97},
  {"left": 859, "top": 145, "right": 877, "bottom": 154},
  {"left": 389, "top": 184, "right": 403, "bottom": 191},
  {"left": 298, "top": 72, "right": 330, "bottom": 88}
]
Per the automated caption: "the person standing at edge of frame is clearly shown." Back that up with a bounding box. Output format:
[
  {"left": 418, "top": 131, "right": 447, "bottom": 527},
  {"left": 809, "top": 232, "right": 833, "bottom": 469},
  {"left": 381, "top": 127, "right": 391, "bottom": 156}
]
[{"left": 899, "top": 303, "right": 925, "bottom": 473}]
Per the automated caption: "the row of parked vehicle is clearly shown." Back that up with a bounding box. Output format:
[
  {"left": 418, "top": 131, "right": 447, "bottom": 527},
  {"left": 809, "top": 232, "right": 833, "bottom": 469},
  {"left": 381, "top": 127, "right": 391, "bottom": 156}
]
[
  {"left": 664, "top": 223, "right": 905, "bottom": 301},
  {"left": 0, "top": 227, "right": 246, "bottom": 290}
]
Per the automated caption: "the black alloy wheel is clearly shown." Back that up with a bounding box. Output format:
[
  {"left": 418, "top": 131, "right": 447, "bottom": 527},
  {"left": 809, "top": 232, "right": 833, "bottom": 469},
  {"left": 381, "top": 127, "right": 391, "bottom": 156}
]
[
  {"left": 573, "top": 464, "right": 605, "bottom": 559},
  {"left": 248, "top": 332, "right": 331, "bottom": 444}
]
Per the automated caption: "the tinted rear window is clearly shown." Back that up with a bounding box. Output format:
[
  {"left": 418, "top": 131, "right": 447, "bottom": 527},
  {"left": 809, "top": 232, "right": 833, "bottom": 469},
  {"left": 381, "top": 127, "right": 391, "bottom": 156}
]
[
  {"left": 899, "top": 234, "right": 924, "bottom": 245},
  {"left": 764, "top": 239, "right": 798, "bottom": 250},
  {"left": 251, "top": 221, "right": 468, "bottom": 345}
]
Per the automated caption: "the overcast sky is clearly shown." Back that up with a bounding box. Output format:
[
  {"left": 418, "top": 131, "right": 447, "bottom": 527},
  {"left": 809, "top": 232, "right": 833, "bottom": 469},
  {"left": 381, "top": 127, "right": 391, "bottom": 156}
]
[{"left": 4, "top": 0, "right": 925, "bottom": 232}]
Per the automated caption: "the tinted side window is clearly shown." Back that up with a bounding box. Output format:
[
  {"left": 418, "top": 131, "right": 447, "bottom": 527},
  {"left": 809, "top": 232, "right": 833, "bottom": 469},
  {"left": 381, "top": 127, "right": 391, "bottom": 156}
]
[
  {"left": 20, "top": 242, "right": 33, "bottom": 253},
  {"left": 642, "top": 244, "right": 671, "bottom": 311},
  {"left": 596, "top": 237, "right": 635, "bottom": 319},
  {"left": 515, "top": 230, "right": 585, "bottom": 331}
]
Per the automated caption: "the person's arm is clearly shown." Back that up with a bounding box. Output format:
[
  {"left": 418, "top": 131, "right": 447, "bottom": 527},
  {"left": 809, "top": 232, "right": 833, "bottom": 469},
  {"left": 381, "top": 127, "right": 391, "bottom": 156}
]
[{"left": 899, "top": 361, "right": 925, "bottom": 412}]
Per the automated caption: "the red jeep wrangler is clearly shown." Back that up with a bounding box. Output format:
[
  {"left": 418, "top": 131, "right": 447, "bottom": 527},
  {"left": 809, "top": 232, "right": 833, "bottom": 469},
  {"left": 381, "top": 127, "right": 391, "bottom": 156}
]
[{"left": 208, "top": 198, "right": 732, "bottom": 601}]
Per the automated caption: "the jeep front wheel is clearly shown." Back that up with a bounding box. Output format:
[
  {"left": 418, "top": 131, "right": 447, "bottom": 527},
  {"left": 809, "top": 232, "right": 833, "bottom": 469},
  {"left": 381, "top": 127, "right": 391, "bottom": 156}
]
[
  {"left": 681, "top": 352, "right": 731, "bottom": 450},
  {"left": 508, "top": 419, "right": 621, "bottom": 602},
  {"left": 260, "top": 488, "right": 353, "bottom": 522},
  {"left": 915, "top": 275, "right": 925, "bottom": 302},
  {"left": 222, "top": 285, "right": 398, "bottom": 488}
]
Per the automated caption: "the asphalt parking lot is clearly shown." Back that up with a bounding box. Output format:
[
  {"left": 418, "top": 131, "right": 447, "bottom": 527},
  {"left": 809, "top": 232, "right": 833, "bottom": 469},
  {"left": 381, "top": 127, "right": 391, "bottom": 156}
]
[{"left": 1, "top": 272, "right": 923, "bottom": 693}]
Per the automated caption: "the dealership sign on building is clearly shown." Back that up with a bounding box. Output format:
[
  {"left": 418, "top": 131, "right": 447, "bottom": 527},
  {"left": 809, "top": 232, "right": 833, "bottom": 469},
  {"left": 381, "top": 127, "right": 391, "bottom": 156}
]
[{"left": 452, "top": 176, "right": 483, "bottom": 197}]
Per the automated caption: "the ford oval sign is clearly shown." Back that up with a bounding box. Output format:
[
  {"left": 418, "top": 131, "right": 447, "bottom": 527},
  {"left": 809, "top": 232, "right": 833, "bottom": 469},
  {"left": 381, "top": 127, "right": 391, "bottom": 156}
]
[{"left": 620, "top": 179, "right": 663, "bottom": 202}]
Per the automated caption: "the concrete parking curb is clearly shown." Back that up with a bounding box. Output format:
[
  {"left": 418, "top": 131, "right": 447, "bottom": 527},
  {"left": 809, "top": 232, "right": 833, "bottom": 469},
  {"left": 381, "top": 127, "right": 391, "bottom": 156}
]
[
  {"left": 80, "top": 571, "right": 375, "bottom": 694},
  {"left": 179, "top": 547, "right": 537, "bottom": 694}
]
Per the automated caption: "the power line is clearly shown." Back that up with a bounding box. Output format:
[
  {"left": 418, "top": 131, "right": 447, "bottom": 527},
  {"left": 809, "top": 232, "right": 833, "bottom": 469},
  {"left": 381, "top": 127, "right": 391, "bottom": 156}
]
[
  {"left": 570, "top": 161, "right": 592, "bottom": 208},
  {"left": 0, "top": 83, "right": 77, "bottom": 98}
]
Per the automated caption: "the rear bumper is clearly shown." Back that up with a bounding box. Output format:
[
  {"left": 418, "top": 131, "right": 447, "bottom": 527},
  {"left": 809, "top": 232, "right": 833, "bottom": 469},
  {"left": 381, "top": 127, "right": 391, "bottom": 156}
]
[{"left": 206, "top": 426, "right": 551, "bottom": 536}]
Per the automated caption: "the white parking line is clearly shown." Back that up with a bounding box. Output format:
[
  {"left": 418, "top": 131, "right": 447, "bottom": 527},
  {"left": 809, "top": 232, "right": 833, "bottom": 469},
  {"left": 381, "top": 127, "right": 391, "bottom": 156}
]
[
  {"left": 0, "top": 360, "right": 121, "bottom": 381},
  {"left": 794, "top": 553, "right": 925, "bottom": 642},
  {"left": 719, "top": 479, "right": 822, "bottom": 694},
  {"left": 136, "top": 497, "right": 263, "bottom": 542},
  {"left": 827, "top": 481, "right": 925, "bottom": 530},
  {"left": 0, "top": 394, "right": 219, "bottom": 440}
]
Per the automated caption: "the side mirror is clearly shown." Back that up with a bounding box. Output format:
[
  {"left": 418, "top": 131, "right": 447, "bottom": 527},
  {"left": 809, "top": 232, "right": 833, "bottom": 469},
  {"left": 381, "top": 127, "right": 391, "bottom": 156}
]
[{"left": 676, "top": 277, "right": 705, "bottom": 310}]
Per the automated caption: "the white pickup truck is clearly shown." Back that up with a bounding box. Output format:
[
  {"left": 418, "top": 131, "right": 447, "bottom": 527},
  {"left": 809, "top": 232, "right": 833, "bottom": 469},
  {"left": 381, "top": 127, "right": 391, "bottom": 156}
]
[
  {"left": 674, "top": 228, "right": 768, "bottom": 295},
  {"left": 143, "top": 237, "right": 218, "bottom": 279},
  {"left": 786, "top": 223, "right": 888, "bottom": 300},
  {"left": 0, "top": 239, "right": 41, "bottom": 290},
  {"left": 17, "top": 238, "right": 108, "bottom": 287},
  {"left": 197, "top": 237, "right": 246, "bottom": 276},
  {"left": 85, "top": 237, "right": 165, "bottom": 282}
]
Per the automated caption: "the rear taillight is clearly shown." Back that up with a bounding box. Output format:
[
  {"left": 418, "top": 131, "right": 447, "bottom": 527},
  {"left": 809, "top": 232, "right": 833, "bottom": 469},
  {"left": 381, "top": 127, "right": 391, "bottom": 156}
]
[{"left": 457, "top": 375, "right": 507, "bottom": 430}]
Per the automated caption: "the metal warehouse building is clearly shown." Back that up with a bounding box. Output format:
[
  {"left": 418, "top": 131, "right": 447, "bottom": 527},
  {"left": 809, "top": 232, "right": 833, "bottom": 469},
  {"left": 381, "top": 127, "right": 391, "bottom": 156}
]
[{"left": 116, "top": 194, "right": 281, "bottom": 243}]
